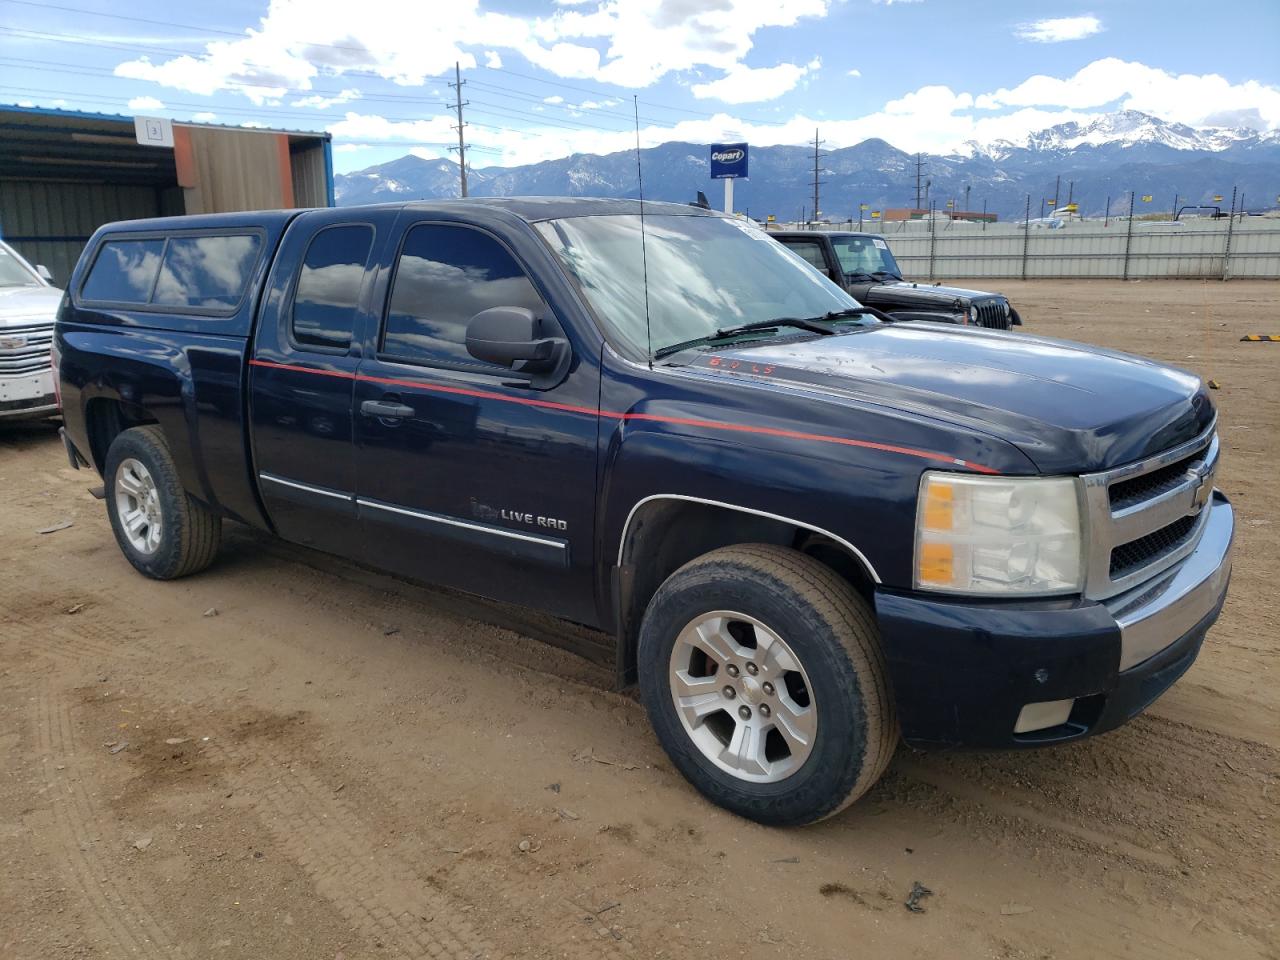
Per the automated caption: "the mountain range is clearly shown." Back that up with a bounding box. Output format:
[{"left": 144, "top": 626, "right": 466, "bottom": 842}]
[{"left": 334, "top": 110, "right": 1280, "bottom": 220}]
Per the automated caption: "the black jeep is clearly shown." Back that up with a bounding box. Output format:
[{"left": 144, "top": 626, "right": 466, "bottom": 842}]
[{"left": 772, "top": 230, "right": 1023, "bottom": 330}]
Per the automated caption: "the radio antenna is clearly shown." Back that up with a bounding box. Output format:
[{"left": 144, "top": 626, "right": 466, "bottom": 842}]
[{"left": 634, "top": 95, "right": 653, "bottom": 369}]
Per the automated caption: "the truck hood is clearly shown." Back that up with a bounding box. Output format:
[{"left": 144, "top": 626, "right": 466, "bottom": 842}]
[
  {"left": 866, "top": 280, "right": 1001, "bottom": 306},
  {"left": 0, "top": 285, "right": 62, "bottom": 325},
  {"left": 687, "top": 323, "right": 1212, "bottom": 473}
]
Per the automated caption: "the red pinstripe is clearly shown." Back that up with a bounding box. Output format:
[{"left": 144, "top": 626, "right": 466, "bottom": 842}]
[{"left": 248, "top": 357, "right": 999, "bottom": 474}]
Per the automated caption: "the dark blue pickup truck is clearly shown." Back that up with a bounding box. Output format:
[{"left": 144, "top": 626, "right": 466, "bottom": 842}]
[{"left": 55, "top": 198, "right": 1233, "bottom": 825}]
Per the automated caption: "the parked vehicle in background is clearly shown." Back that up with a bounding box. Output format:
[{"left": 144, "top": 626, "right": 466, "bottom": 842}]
[
  {"left": 0, "top": 240, "right": 62, "bottom": 421},
  {"left": 771, "top": 230, "right": 1023, "bottom": 329},
  {"left": 56, "top": 199, "right": 1232, "bottom": 825}
]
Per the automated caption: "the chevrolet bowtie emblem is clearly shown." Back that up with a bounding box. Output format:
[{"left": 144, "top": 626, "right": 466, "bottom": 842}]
[{"left": 1190, "top": 472, "right": 1211, "bottom": 513}]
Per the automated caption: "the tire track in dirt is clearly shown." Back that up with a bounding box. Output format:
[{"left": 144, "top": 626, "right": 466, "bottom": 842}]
[
  {"left": 33, "top": 681, "right": 184, "bottom": 959},
  {"left": 211, "top": 735, "right": 494, "bottom": 960},
  {"left": 207, "top": 733, "right": 638, "bottom": 959}
]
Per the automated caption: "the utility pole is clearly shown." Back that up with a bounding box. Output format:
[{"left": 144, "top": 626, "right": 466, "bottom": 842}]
[
  {"left": 449, "top": 61, "right": 469, "bottom": 198},
  {"left": 811, "top": 129, "right": 825, "bottom": 225},
  {"left": 1053, "top": 174, "right": 1061, "bottom": 209},
  {"left": 964, "top": 184, "right": 970, "bottom": 211},
  {"left": 914, "top": 153, "right": 926, "bottom": 211}
]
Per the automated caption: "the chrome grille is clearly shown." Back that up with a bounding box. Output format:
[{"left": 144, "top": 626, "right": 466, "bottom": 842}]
[
  {"left": 1110, "top": 514, "right": 1198, "bottom": 578},
  {"left": 1080, "top": 421, "right": 1218, "bottom": 600},
  {"left": 0, "top": 321, "right": 53, "bottom": 377}
]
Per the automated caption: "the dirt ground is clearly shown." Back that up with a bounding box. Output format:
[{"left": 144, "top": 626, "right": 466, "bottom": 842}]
[{"left": 1, "top": 279, "right": 1277, "bottom": 960}]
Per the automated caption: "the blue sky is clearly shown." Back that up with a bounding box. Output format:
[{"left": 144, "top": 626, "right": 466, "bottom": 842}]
[{"left": 2, "top": 0, "right": 1278, "bottom": 172}]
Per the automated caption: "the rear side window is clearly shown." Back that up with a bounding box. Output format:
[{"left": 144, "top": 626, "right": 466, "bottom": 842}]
[
  {"left": 81, "top": 238, "right": 165, "bottom": 303},
  {"left": 382, "top": 224, "right": 544, "bottom": 367},
  {"left": 152, "top": 235, "right": 262, "bottom": 308},
  {"left": 292, "top": 225, "right": 374, "bottom": 350}
]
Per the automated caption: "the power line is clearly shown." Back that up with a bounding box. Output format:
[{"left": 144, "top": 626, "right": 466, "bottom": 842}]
[
  {"left": 0, "top": 0, "right": 387, "bottom": 57},
  {"left": 481, "top": 64, "right": 787, "bottom": 127}
]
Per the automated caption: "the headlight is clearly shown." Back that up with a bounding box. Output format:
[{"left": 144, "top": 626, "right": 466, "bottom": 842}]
[
  {"left": 915, "top": 472, "right": 1083, "bottom": 595},
  {"left": 967, "top": 304, "right": 978, "bottom": 324}
]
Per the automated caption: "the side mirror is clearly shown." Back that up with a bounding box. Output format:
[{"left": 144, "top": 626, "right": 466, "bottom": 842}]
[
  {"left": 466, "top": 306, "right": 569, "bottom": 386},
  {"left": 36, "top": 264, "right": 53, "bottom": 282}
]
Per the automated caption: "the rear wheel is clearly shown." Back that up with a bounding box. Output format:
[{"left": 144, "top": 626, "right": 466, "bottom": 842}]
[
  {"left": 104, "top": 425, "right": 221, "bottom": 579},
  {"left": 638, "top": 544, "right": 897, "bottom": 825}
]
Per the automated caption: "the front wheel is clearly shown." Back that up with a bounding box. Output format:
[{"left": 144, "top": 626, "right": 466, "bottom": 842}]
[{"left": 637, "top": 544, "right": 897, "bottom": 825}]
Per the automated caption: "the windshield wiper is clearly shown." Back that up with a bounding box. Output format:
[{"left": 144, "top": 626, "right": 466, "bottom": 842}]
[
  {"left": 653, "top": 317, "right": 835, "bottom": 360},
  {"left": 805, "top": 306, "right": 896, "bottom": 325}
]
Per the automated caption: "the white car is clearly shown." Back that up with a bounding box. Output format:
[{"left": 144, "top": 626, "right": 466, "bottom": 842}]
[{"left": 0, "top": 241, "right": 62, "bottom": 420}]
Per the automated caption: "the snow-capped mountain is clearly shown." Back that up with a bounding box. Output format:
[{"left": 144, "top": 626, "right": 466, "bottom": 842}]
[
  {"left": 335, "top": 111, "right": 1280, "bottom": 218},
  {"left": 959, "top": 110, "right": 1279, "bottom": 161}
]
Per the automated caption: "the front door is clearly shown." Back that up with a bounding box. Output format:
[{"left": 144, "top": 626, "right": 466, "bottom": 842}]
[{"left": 352, "top": 217, "right": 600, "bottom": 625}]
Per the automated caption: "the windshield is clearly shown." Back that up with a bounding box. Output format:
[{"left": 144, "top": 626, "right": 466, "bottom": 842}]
[
  {"left": 829, "top": 235, "right": 901, "bottom": 279},
  {"left": 0, "top": 244, "right": 41, "bottom": 287},
  {"left": 536, "top": 214, "right": 865, "bottom": 359}
]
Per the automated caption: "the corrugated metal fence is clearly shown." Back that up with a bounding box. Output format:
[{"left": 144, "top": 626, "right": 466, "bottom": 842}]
[{"left": 801, "top": 218, "right": 1280, "bottom": 281}]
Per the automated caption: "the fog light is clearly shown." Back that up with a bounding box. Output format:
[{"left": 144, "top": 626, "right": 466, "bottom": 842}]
[{"left": 1013, "top": 698, "right": 1074, "bottom": 734}]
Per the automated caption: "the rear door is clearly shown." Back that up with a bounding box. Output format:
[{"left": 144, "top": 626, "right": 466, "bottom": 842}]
[
  {"left": 351, "top": 212, "right": 601, "bottom": 624},
  {"left": 248, "top": 207, "right": 396, "bottom": 555}
]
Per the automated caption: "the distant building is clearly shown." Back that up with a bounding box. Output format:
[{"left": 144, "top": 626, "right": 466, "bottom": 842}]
[
  {"left": 0, "top": 105, "right": 332, "bottom": 284},
  {"left": 882, "top": 207, "right": 998, "bottom": 223}
]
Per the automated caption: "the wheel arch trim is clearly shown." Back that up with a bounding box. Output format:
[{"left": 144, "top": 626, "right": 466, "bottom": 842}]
[{"left": 615, "top": 493, "right": 882, "bottom": 584}]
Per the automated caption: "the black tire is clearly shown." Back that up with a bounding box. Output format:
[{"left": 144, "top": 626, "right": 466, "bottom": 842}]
[
  {"left": 104, "top": 424, "right": 221, "bottom": 579},
  {"left": 638, "top": 544, "right": 897, "bottom": 825}
]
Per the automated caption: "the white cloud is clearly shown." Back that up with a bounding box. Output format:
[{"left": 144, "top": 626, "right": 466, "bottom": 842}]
[
  {"left": 692, "top": 60, "right": 819, "bottom": 104},
  {"left": 885, "top": 84, "right": 972, "bottom": 115},
  {"left": 976, "top": 58, "right": 1280, "bottom": 129},
  {"left": 192, "top": 111, "right": 218, "bottom": 122},
  {"left": 127, "top": 95, "right": 166, "bottom": 111},
  {"left": 292, "top": 88, "right": 361, "bottom": 109},
  {"left": 484, "top": 50, "right": 502, "bottom": 68},
  {"left": 334, "top": 142, "right": 372, "bottom": 152},
  {"left": 1015, "top": 15, "right": 1102, "bottom": 43},
  {"left": 109, "top": 0, "right": 832, "bottom": 102},
  {"left": 847, "top": 68, "right": 861, "bottom": 78},
  {"left": 543, "top": 95, "right": 565, "bottom": 105}
]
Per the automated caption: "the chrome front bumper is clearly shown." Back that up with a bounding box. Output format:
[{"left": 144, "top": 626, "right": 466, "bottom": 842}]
[{"left": 1105, "top": 491, "right": 1234, "bottom": 671}]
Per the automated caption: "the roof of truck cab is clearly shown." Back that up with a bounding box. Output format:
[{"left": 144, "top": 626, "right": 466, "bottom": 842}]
[
  {"left": 771, "top": 231, "right": 879, "bottom": 240},
  {"left": 399, "top": 197, "right": 719, "bottom": 221},
  {"left": 92, "top": 197, "right": 718, "bottom": 235}
]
